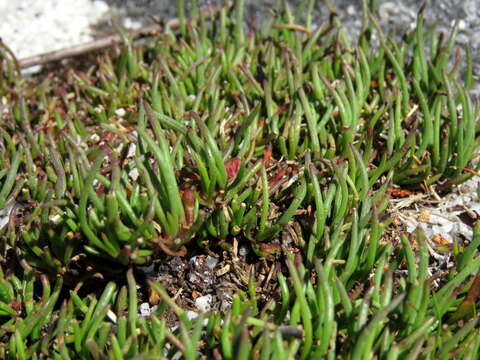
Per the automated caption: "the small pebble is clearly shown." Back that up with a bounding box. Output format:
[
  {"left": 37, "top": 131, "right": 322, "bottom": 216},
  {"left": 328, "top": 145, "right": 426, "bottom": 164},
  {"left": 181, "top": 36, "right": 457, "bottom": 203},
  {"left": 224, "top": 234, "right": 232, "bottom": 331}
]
[
  {"left": 139, "top": 302, "right": 151, "bottom": 317},
  {"left": 186, "top": 310, "right": 199, "bottom": 320},
  {"left": 115, "top": 108, "right": 126, "bottom": 117},
  {"left": 195, "top": 295, "right": 213, "bottom": 313},
  {"left": 206, "top": 255, "right": 218, "bottom": 270},
  {"left": 129, "top": 168, "right": 139, "bottom": 181},
  {"left": 127, "top": 143, "right": 136, "bottom": 158},
  {"left": 0, "top": 203, "right": 14, "bottom": 231},
  {"left": 239, "top": 247, "right": 248, "bottom": 256},
  {"left": 189, "top": 273, "right": 199, "bottom": 283}
]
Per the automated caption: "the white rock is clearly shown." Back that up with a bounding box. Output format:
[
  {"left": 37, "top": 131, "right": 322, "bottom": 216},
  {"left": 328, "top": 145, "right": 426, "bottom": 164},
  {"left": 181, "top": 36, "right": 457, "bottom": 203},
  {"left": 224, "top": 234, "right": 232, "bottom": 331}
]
[
  {"left": 139, "top": 302, "right": 151, "bottom": 317},
  {"left": 129, "top": 168, "right": 139, "bottom": 181},
  {"left": 123, "top": 17, "right": 142, "bottom": 30},
  {"left": 195, "top": 295, "right": 213, "bottom": 313},
  {"left": 239, "top": 246, "right": 248, "bottom": 256},
  {"left": 186, "top": 310, "right": 199, "bottom": 320},
  {"left": 115, "top": 108, "right": 126, "bottom": 117},
  {"left": 127, "top": 143, "right": 136, "bottom": 158},
  {"left": 50, "top": 214, "right": 63, "bottom": 224},
  {"left": 395, "top": 178, "right": 480, "bottom": 244},
  {"left": 188, "top": 273, "right": 199, "bottom": 283},
  {"left": 206, "top": 256, "right": 218, "bottom": 270},
  {"left": 0, "top": 0, "right": 110, "bottom": 59},
  {"left": 0, "top": 203, "right": 14, "bottom": 231}
]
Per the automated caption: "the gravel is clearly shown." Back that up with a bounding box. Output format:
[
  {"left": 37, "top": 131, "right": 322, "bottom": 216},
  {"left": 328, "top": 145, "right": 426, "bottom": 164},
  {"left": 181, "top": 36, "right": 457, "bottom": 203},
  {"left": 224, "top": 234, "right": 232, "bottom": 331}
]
[
  {"left": 0, "top": 0, "right": 109, "bottom": 59},
  {"left": 195, "top": 294, "right": 213, "bottom": 313},
  {"left": 2, "top": 1, "right": 479, "bottom": 63},
  {"left": 390, "top": 178, "right": 480, "bottom": 257}
]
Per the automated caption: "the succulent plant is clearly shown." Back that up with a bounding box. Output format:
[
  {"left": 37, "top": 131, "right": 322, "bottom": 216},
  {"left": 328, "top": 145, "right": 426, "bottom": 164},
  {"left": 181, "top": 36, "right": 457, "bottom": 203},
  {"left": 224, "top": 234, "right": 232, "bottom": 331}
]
[{"left": 0, "top": 0, "right": 479, "bottom": 358}]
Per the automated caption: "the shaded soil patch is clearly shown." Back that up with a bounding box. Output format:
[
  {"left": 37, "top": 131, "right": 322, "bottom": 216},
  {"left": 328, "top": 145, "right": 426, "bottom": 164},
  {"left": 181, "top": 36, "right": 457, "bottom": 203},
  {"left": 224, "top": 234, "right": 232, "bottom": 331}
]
[{"left": 135, "top": 239, "right": 294, "bottom": 323}]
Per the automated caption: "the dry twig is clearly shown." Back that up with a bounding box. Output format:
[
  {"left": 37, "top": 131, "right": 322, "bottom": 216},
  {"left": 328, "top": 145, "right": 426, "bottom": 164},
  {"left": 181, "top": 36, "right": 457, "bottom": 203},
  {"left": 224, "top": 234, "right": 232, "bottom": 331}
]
[{"left": 18, "top": 5, "right": 226, "bottom": 69}]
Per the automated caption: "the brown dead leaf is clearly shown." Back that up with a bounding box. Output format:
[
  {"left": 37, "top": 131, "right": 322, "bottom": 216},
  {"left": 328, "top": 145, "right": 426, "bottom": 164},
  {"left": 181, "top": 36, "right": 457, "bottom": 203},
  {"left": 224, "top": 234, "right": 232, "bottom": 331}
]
[
  {"left": 431, "top": 233, "right": 449, "bottom": 246},
  {"left": 224, "top": 158, "right": 241, "bottom": 182},
  {"left": 390, "top": 188, "right": 414, "bottom": 198}
]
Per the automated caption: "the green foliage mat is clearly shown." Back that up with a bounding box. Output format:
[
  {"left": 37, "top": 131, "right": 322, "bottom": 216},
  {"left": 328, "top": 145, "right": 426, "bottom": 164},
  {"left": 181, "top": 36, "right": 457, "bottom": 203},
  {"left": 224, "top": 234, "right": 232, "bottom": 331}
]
[{"left": 0, "top": 0, "right": 480, "bottom": 358}]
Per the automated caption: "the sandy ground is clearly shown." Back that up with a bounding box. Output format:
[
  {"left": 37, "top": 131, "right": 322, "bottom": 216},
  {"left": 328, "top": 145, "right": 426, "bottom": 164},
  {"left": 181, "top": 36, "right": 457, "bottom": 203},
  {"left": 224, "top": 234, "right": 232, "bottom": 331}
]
[
  {"left": 1, "top": 1, "right": 478, "bottom": 59},
  {"left": 0, "top": 0, "right": 109, "bottom": 59}
]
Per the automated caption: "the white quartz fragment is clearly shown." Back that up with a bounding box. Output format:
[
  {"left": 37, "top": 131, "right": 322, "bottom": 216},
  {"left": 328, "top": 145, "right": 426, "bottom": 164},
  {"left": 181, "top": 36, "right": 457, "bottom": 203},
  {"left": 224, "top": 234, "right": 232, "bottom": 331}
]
[{"left": 195, "top": 295, "right": 213, "bottom": 313}]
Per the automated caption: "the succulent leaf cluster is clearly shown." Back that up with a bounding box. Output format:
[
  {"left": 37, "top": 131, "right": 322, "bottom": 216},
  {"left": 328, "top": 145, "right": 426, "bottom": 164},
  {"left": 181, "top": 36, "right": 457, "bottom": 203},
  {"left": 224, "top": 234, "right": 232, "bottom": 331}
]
[{"left": 0, "top": 0, "right": 479, "bottom": 358}]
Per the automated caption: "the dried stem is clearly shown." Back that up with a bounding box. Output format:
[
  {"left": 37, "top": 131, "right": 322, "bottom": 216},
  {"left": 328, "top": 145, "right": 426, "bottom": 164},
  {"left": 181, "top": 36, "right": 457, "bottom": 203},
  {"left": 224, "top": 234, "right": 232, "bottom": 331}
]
[{"left": 18, "top": 4, "right": 226, "bottom": 69}]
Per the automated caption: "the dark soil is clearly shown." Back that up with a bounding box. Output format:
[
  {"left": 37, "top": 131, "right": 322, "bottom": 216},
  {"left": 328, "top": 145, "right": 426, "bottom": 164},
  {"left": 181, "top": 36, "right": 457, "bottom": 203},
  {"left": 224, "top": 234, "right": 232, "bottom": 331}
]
[{"left": 135, "top": 238, "right": 296, "bottom": 320}]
